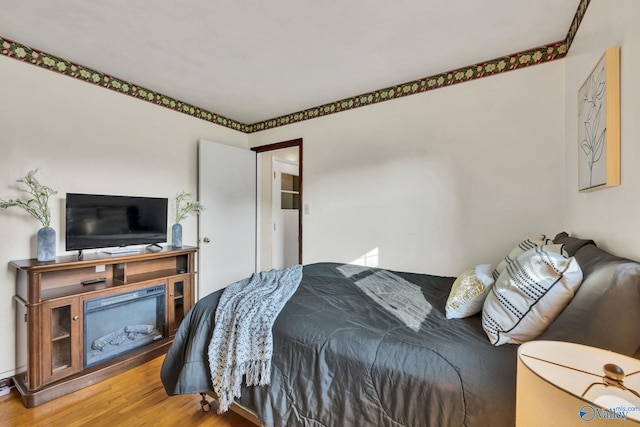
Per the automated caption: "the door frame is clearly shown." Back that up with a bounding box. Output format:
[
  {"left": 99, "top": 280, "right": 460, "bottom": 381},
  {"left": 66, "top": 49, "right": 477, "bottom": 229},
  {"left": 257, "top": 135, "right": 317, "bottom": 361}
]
[{"left": 251, "top": 138, "right": 303, "bottom": 264}]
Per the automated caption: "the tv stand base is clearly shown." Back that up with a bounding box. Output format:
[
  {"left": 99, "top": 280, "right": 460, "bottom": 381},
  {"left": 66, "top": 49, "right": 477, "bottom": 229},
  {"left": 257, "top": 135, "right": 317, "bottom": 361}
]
[{"left": 13, "top": 339, "right": 172, "bottom": 408}]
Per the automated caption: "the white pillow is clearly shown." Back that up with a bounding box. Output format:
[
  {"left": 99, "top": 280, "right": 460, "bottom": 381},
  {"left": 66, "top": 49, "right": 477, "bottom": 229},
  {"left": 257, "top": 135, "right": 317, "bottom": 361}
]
[
  {"left": 492, "top": 235, "right": 549, "bottom": 280},
  {"left": 492, "top": 235, "right": 569, "bottom": 281},
  {"left": 445, "top": 264, "right": 494, "bottom": 319},
  {"left": 482, "top": 246, "right": 583, "bottom": 346}
]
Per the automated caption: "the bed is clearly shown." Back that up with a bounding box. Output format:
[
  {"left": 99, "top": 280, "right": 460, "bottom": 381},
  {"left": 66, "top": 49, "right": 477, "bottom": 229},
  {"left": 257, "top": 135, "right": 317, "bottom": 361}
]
[{"left": 160, "top": 232, "right": 640, "bottom": 427}]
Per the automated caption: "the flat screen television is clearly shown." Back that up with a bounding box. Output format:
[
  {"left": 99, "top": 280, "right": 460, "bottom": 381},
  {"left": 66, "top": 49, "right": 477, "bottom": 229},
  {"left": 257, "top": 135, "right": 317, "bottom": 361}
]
[{"left": 65, "top": 193, "right": 168, "bottom": 251}]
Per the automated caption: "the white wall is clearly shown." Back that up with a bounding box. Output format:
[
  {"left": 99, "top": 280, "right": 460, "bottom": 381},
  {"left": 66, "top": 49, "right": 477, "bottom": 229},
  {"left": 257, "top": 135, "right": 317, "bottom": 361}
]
[
  {"left": 0, "top": 55, "right": 247, "bottom": 378},
  {"left": 250, "top": 60, "right": 566, "bottom": 277},
  {"left": 563, "top": 0, "right": 640, "bottom": 260}
]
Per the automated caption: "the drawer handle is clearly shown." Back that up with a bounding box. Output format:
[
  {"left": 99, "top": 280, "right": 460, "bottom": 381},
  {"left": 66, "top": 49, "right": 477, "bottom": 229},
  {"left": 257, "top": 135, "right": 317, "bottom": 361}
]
[{"left": 73, "top": 316, "right": 79, "bottom": 321}]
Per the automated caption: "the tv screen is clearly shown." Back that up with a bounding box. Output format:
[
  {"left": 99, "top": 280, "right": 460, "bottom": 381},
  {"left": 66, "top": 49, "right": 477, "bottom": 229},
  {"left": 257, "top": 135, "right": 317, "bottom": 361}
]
[{"left": 65, "top": 193, "right": 168, "bottom": 251}]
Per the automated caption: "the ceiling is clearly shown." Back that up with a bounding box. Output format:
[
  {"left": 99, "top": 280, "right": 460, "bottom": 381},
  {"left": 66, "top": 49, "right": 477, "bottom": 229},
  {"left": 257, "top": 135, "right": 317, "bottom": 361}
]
[{"left": 0, "top": 0, "right": 581, "bottom": 125}]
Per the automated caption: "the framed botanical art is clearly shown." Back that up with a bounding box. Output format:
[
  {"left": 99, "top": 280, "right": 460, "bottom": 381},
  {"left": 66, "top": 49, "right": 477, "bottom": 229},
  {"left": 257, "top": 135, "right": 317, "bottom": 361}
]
[{"left": 578, "top": 46, "right": 620, "bottom": 192}]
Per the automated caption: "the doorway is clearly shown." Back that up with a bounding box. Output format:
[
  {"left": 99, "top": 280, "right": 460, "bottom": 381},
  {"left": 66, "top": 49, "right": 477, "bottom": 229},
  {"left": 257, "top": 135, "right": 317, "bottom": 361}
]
[
  {"left": 271, "top": 157, "right": 299, "bottom": 269},
  {"left": 252, "top": 138, "right": 303, "bottom": 271}
]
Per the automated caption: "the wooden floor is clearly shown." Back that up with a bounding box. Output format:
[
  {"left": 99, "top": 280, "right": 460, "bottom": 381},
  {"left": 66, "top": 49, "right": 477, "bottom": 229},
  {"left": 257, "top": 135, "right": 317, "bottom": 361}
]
[{"left": 0, "top": 356, "right": 257, "bottom": 427}]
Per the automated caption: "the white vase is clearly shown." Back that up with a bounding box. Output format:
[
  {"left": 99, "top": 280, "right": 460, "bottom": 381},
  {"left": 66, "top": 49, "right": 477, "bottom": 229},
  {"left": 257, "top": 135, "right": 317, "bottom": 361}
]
[
  {"left": 37, "top": 226, "right": 56, "bottom": 262},
  {"left": 172, "top": 223, "right": 182, "bottom": 248}
]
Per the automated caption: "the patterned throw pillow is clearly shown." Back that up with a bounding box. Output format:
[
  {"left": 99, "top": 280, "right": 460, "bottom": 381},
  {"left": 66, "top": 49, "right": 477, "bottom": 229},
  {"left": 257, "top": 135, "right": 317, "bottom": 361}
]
[
  {"left": 482, "top": 246, "right": 583, "bottom": 346},
  {"left": 445, "top": 264, "right": 494, "bottom": 319},
  {"left": 492, "top": 235, "right": 568, "bottom": 282},
  {"left": 492, "top": 235, "right": 549, "bottom": 281}
]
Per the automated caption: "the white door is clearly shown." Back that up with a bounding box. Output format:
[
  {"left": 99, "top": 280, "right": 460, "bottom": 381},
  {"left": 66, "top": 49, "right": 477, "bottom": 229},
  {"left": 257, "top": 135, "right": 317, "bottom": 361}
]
[
  {"left": 198, "top": 139, "right": 256, "bottom": 298},
  {"left": 272, "top": 158, "right": 299, "bottom": 269}
]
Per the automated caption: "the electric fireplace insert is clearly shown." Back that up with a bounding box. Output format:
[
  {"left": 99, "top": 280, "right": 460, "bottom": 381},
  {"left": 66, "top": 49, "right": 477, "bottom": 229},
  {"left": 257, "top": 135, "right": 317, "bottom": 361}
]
[{"left": 83, "top": 284, "right": 165, "bottom": 368}]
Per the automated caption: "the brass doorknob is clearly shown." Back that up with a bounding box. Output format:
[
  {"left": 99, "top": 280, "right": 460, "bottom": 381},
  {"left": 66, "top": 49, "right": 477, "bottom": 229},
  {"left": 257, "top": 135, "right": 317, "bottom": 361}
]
[{"left": 203, "top": 237, "right": 211, "bottom": 243}]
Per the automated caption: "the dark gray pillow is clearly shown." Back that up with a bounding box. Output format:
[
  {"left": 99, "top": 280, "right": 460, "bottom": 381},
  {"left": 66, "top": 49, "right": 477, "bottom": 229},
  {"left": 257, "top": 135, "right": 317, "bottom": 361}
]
[
  {"left": 540, "top": 243, "right": 640, "bottom": 356},
  {"left": 552, "top": 231, "right": 597, "bottom": 257}
]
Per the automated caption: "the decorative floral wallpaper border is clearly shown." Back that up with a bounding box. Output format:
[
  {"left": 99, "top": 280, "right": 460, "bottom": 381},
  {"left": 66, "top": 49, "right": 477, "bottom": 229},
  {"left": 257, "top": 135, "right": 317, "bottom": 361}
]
[
  {"left": 0, "top": 0, "right": 590, "bottom": 134},
  {"left": 0, "top": 36, "right": 250, "bottom": 133},
  {"left": 247, "top": 41, "right": 568, "bottom": 133},
  {"left": 566, "top": 0, "right": 591, "bottom": 51}
]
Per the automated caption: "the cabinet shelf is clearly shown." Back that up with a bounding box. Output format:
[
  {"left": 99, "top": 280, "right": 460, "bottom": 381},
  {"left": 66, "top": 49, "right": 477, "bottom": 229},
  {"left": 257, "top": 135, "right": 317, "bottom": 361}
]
[
  {"left": 126, "top": 268, "right": 184, "bottom": 285},
  {"left": 42, "top": 280, "right": 118, "bottom": 301},
  {"left": 51, "top": 325, "right": 70, "bottom": 341},
  {"left": 52, "top": 364, "right": 70, "bottom": 374}
]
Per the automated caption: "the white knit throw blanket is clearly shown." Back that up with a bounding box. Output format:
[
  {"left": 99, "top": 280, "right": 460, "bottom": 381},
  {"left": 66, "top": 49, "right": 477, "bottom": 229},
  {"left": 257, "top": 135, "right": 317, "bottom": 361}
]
[{"left": 208, "top": 264, "right": 303, "bottom": 413}]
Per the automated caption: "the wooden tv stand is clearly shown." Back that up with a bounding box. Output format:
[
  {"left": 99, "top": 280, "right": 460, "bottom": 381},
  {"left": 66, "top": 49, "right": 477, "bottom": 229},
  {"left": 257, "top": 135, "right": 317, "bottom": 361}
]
[{"left": 10, "top": 245, "right": 197, "bottom": 408}]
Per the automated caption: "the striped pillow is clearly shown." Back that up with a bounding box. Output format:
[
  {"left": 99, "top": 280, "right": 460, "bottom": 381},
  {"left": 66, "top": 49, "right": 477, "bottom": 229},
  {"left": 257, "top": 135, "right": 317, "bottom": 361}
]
[
  {"left": 492, "top": 235, "right": 549, "bottom": 281},
  {"left": 492, "top": 236, "right": 568, "bottom": 281},
  {"left": 482, "top": 246, "right": 583, "bottom": 346}
]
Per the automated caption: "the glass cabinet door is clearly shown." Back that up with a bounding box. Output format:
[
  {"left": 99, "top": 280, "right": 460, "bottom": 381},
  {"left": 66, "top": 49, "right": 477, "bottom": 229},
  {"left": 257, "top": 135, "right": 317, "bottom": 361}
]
[
  {"left": 169, "top": 276, "right": 192, "bottom": 335},
  {"left": 42, "top": 297, "right": 81, "bottom": 385},
  {"left": 51, "top": 305, "right": 72, "bottom": 374}
]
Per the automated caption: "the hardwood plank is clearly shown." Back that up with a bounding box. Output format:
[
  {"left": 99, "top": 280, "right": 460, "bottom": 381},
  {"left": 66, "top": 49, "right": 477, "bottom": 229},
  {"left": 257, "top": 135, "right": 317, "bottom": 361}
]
[{"left": 0, "top": 356, "right": 258, "bottom": 427}]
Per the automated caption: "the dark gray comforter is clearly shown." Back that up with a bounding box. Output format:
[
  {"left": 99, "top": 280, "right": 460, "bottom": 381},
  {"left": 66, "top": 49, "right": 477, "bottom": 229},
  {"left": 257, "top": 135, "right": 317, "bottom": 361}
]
[{"left": 161, "top": 262, "right": 518, "bottom": 427}]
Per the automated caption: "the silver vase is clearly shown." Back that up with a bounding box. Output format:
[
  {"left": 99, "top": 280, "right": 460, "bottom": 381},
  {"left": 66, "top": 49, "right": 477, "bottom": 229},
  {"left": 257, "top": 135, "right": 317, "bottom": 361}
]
[
  {"left": 172, "top": 223, "right": 182, "bottom": 248},
  {"left": 37, "top": 226, "right": 56, "bottom": 262}
]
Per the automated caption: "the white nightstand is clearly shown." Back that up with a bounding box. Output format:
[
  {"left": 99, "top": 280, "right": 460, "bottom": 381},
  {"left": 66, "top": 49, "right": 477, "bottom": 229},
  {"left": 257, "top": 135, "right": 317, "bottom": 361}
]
[{"left": 517, "top": 340, "right": 640, "bottom": 426}]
